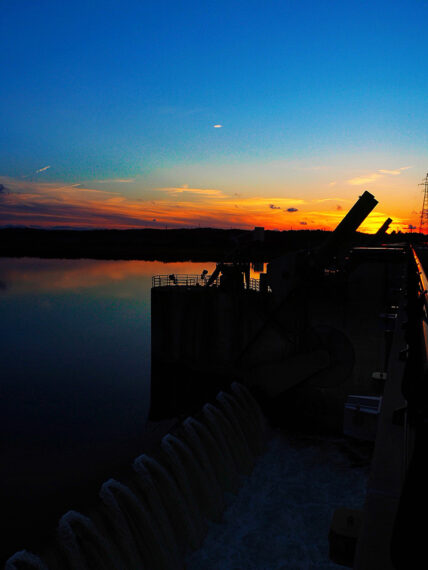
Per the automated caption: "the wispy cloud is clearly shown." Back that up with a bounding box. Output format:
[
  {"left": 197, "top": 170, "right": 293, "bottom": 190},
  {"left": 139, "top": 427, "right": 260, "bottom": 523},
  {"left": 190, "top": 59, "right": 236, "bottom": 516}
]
[
  {"left": 315, "top": 198, "right": 352, "bottom": 204},
  {"left": 378, "top": 166, "right": 412, "bottom": 175},
  {"left": 347, "top": 166, "right": 412, "bottom": 185},
  {"left": 377, "top": 169, "right": 401, "bottom": 176},
  {"left": 162, "top": 187, "right": 226, "bottom": 197},
  {"left": 96, "top": 178, "right": 136, "bottom": 184},
  {"left": 213, "top": 124, "right": 223, "bottom": 128},
  {"left": 347, "top": 173, "right": 383, "bottom": 185}
]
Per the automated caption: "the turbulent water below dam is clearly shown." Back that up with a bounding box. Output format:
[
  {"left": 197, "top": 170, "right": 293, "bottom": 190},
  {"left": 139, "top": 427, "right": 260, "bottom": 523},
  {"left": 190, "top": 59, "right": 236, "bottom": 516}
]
[
  {"left": 187, "top": 432, "right": 368, "bottom": 570},
  {"left": 1, "top": 258, "right": 368, "bottom": 567}
]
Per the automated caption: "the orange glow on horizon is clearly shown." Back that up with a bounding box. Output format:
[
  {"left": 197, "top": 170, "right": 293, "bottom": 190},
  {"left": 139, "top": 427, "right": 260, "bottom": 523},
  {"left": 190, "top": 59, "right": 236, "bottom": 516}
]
[{"left": 0, "top": 177, "right": 418, "bottom": 234}]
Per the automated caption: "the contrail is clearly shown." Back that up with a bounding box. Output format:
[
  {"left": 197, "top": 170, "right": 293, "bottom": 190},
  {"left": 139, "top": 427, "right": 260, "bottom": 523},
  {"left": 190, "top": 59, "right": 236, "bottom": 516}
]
[{"left": 35, "top": 165, "right": 51, "bottom": 174}]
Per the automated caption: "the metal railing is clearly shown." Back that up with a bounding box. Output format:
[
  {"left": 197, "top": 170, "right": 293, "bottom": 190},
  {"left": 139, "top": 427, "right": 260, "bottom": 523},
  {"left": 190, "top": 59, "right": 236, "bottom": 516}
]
[
  {"left": 409, "top": 246, "right": 428, "bottom": 382},
  {"left": 248, "top": 277, "right": 260, "bottom": 292},
  {"left": 152, "top": 273, "right": 263, "bottom": 291},
  {"left": 152, "top": 274, "right": 219, "bottom": 288},
  {"left": 391, "top": 246, "right": 428, "bottom": 568}
]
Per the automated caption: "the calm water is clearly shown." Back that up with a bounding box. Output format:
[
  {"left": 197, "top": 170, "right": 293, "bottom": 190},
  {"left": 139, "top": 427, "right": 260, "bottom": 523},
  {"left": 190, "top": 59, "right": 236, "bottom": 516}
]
[{"left": 0, "top": 257, "right": 217, "bottom": 558}]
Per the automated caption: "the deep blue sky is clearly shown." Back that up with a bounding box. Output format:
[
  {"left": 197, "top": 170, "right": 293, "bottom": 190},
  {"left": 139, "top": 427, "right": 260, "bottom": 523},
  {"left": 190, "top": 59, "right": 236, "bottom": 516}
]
[{"left": 1, "top": 0, "right": 427, "bottom": 230}]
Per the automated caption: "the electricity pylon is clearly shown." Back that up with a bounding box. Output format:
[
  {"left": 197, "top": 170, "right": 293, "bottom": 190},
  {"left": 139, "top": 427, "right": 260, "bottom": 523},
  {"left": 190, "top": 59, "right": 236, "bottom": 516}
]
[{"left": 418, "top": 172, "right": 428, "bottom": 234}]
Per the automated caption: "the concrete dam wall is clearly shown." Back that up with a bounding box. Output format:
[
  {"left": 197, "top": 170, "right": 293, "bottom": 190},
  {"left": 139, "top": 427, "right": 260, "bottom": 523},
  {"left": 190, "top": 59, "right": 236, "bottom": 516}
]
[{"left": 151, "top": 285, "right": 273, "bottom": 368}]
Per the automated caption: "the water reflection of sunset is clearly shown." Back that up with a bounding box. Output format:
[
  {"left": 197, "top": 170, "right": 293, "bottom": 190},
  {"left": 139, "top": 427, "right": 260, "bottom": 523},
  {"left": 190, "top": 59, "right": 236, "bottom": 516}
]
[{"left": 0, "top": 259, "right": 217, "bottom": 296}]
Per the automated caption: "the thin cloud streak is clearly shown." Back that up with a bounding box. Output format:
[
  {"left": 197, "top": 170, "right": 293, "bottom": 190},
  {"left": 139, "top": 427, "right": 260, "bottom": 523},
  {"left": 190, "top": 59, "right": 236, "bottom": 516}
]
[
  {"left": 347, "top": 173, "right": 383, "bottom": 185},
  {"left": 162, "top": 187, "right": 226, "bottom": 197},
  {"left": 314, "top": 198, "right": 353, "bottom": 203},
  {"left": 95, "top": 178, "right": 136, "bottom": 183},
  {"left": 347, "top": 166, "right": 412, "bottom": 185},
  {"left": 378, "top": 166, "right": 412, "bottom": 175},
  {"left": 378, "top": 169, "right": 403, "bottom": 176}
]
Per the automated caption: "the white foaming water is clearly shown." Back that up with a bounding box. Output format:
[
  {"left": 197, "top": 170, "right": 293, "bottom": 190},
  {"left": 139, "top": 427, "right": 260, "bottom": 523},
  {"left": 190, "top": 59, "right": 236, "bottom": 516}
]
[
  {"left": 99, "top": 479, "right": 147, "bottom": 569},
  {"left": 5, "top": 551, "right": 49, "bottom": 570},
  {"left": 181, "top": 418, "right": 222, "bottom": 490},
  {"left": 131, "top": 464, "right": 181, "bottom": 562},
  {"left": 204, "top": 403, "right": 253, "bottom": 475},
  {"left": 218, "top": 391, "right": 265, "bottom": 456},
  {"left": 100, "top": 478, "right": 176, "bottom": 570},
  {"left": 58, "top": 511, "right": 122, "bottom": 570},
  {"left": 168, "top": 432, "right": 224, "bottom": 519},
  {"left": 216, "top": 392, "right": 257, "bottom": 461},
  {"left": 161, "top": 435, "right": 208, "bottom": 542},
  {"left": 202, "top": 403, "right": 244, "bottom": 477},
  {"left": 176, "top": 427, "right": 225, "bottom": 520},
  {"left": 133, "top": 454, "right": 201, "bottom": 550},
  {"left": 231, "top": 382, "right": 267, "bottom": 440},
  {"left": 183, "top": 417, "right": 240, "bottom": 494},
  {"left": 186, "top": 433, "right": 368, "bottom": 570}
]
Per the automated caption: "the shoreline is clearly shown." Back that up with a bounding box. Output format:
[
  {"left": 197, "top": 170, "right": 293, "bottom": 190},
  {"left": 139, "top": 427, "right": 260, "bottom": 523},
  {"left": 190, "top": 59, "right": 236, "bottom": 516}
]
[{"left": 1, "top": 227, "right": 411, "bottom": 261}]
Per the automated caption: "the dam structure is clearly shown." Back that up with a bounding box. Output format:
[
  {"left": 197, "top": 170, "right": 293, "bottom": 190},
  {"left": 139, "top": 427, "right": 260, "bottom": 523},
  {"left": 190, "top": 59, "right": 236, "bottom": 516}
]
[
  {"left": 149, "top": 191, "right": 428, "bottom": 569},
  {"left": 5, "top": 192, "right": 428, "bottom": 569},
  {"left": 7, "top": 246, "right": 425, "bottom": 569}
]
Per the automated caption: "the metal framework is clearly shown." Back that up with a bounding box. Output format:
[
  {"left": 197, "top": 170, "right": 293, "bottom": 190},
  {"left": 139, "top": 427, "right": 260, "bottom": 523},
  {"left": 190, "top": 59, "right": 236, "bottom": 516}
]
[{"left": 418, "top": 172, "right": 428, "bottom": 233}]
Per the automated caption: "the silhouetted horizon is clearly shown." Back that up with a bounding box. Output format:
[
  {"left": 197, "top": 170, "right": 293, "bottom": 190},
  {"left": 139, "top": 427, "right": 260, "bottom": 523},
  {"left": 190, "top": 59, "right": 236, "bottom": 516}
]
[{"left": 0, "top": 226, "right": 421, "bottom": 262}]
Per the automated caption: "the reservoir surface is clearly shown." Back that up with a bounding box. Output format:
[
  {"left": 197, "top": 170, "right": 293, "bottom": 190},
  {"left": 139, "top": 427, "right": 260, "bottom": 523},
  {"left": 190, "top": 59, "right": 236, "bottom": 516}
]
[{"left": 0, "top": 257, "right": 215, "bottom": 560}]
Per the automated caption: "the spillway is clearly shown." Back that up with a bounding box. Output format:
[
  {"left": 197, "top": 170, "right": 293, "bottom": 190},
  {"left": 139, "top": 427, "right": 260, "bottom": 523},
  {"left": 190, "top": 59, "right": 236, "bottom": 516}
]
[
  {"left": 133, "top": 454, "right": 200, "bottom": 552},
  {"left": 162, "top": 433, "right": 224, "bottom": 521},
  {"left": 5, "top": 383, "right": 267, "bottom": 569},
  {"left": 5, "top": 551, "right": 49, "bottom": 570},
  {"left": 58, "top": 510, "right": 123, "bottom": 570},
  {"left": 181, "top": 417, "right": 234, "bottom": 496},
  {"left": 100, "top": 478, "right": 176, "bottom": 570}
]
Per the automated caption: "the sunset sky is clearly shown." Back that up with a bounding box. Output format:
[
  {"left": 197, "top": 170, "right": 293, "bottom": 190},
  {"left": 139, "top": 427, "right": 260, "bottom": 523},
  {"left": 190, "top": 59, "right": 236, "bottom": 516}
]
[{"left": 1, "top": 0, "right": 427, "bottom": 232}]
